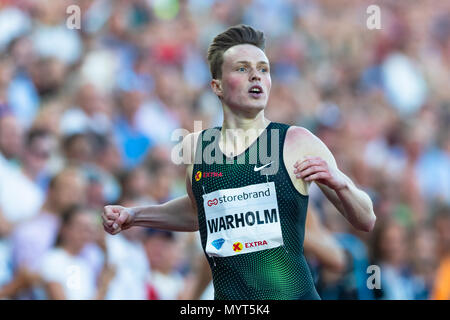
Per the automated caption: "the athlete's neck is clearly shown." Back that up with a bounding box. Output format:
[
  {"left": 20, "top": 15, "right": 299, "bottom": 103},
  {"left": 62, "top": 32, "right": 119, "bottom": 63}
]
[{"left": 219, "top": 107, "right": 271, "bottom": 157}]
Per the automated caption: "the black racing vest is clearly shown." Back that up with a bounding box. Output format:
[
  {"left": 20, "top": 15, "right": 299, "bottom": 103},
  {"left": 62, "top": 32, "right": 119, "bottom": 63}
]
[{"left": 191, "top": 122, "right": 320, "bottom": 300}]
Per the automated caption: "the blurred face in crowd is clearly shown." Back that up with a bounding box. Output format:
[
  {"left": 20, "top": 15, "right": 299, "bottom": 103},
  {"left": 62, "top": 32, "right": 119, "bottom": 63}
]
[
  {"left": 96, "top": 140, "right": 122, "bottom": 173},
  {"left": 0, "top": 57, "right": 14, "bottom": 88},
  {"left": 78, "top": 83, "right": 102, "bottom": 116},
  {"left": 61, "top": 211, "right": 97, "bottom": 254},
  {"left": 49, "top": 170, "right": 87, "bottom": 213},
  {"left": 0, "top": 115, "right": 23, "bottom": 160},
  {"left": 149, "top": 164, "right": 174, "bottom": 203},
  {"left": 120, "top": 90, "right": 144, "bottom": 121},
  {"left": 212, "top": 44, "right": 271, "bottom": 114},
  {"left": 125, "top": 166, "right": 150, "bottom": 199},
  {"left": 144, "top": 233, "right": 182, "bottom": 274},
  {"left": 65, "top": 134, "right": 93, "bottom": 164},
  {"left": 36, "top": 0, "right": 67, "bottom": 25},
  {"left": 30, "top": 58, "right": 67, "bottom": 96},
  {"left": 154, "top": 67, "right": 183, "bottom": 106},
  {"left": 411, "top": 227, "right": 437, "bottom": 283},
  {"left": 434, "top": 213, "right": 450, "bottom": 254},
  {"left": 378, "top": 222, "right": 409, "bottom": 267},
  {"left": 9, "top": 36, "right": 34, "bottom": 69},
  {"left": 23, "top": 134, "right": 54, "bottom": 175}
]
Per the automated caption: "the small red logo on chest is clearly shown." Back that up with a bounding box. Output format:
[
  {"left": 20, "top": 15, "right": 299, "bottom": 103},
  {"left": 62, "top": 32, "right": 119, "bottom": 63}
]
[
  {"left": 203, "top": 172, "right": 223, "bottom": 178},
  {"left": 245, "top": 240, "right": 268, "bottom": 248}
]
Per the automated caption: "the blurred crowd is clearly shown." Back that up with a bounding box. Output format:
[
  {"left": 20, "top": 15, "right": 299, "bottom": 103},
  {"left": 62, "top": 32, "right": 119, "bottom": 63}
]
[{"left": 0, "top": 0, "right": 449, "bottom": 300}]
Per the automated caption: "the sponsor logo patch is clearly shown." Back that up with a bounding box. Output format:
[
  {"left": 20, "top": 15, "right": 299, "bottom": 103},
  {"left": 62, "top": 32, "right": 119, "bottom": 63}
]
[
  {"left": 211, "top": 238, "right": 225, "bottom": 250},
  {"left": 232, "top": 242, "right": 243, "bottom": 252},
  {"left": 245, "top": 240, "right": 268, "bottom": 248}
]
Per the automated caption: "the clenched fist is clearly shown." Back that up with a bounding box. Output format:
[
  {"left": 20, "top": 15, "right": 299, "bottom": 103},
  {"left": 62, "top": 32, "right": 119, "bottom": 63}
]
[{"left": 102, "top": 205, "right": 135, "bottom": 235}]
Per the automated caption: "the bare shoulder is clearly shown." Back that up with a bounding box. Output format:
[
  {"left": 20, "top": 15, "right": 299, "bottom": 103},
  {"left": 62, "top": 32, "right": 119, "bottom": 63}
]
[
  {"left": 285, "top": 125, "right": 335, "bottom": 165},
  {"left": 284, "top": 125, "right": 320, "bottom": 159},
  {"left": 282, "top": 125, "right": 335, "bottom": 196},
  {"left": 285, "top": 126, "right": 320, "bottom": 150}
]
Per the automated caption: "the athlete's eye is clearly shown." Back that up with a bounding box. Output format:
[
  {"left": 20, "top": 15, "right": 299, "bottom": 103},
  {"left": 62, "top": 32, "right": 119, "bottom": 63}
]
[
  {"left": 261, "top": 67, "right": 269, "bottom": 73},
  {"left": 237, "top": 67, "right": 246, "bottom": 72}
]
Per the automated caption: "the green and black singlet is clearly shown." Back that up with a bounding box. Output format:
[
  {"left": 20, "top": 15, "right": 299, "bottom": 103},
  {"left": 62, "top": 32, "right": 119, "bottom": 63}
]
[{"left": 191, "top": 121, "right": 320, "bottom": 300}]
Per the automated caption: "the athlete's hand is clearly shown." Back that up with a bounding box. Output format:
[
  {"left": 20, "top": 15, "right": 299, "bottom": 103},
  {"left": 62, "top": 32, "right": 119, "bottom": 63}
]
[
  {"left": 102, "top": 205, "right": 135, "bottom": 235},
  {"left": 294, "top": 156, "right": 347, "bottom": 191}
]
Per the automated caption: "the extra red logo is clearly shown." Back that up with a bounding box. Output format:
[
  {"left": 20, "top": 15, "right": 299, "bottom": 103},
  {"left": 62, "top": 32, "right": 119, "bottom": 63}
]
[
  {"left": 245, "top": 240, "right": 268, "bottom": 248},
  {"left": 207, "top": 198, "right": 218, "bottom": 207},
  {"left": 204, "top": 172, "right": 223, "bottom": 178},
  {"left": 195, "top": 171, "right": 223, "bottom": 182}
]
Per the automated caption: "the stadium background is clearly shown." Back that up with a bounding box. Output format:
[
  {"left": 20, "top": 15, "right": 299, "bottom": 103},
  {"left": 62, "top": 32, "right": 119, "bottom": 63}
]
[{"left": 0, "top": 0, "right": 449, "bottom": 300}]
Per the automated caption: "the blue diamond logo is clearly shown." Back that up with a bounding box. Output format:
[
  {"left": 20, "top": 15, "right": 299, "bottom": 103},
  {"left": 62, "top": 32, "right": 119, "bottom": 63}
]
[{"left": 212, "top": 238, "right": 225, "bottom": 250}]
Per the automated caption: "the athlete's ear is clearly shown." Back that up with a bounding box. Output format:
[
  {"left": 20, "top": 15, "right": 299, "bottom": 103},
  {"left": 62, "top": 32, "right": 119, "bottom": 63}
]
[{"left": 211, "top": 79, "right": 223, "bottom": 99}]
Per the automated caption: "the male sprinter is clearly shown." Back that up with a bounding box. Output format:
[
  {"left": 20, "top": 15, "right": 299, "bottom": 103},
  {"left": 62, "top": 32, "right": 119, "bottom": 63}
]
[{"left": 102, "top": 25, "right": 376, "bottom": 300}]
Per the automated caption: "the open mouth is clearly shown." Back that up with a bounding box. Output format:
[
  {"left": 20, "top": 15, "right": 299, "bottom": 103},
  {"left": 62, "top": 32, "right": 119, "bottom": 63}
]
[{"left": 248, "top": 85, "right": 263, "bottom": 97}]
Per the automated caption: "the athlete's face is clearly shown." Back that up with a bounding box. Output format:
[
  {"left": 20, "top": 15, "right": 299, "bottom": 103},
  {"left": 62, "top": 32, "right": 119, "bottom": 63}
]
[{"left": 212, "top": 44, "right": 271, "bottom": 112}]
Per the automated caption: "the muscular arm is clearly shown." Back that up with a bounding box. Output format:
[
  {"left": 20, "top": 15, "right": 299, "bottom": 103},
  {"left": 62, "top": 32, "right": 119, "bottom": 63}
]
[
  {"left": 315, "top": 171, "right": 375, "bottom": 232},
  {"left": 286, "top": 127, "right": 376, "bottom": 232},
  {"left": 104, "top": 132, "right": 201, "bottom": 234},
  {"left": 131, "top": 194, "right": 198, "bottom": 232},
  {"left": 128, "top": 133, "right": 199, "bottom": 232}
]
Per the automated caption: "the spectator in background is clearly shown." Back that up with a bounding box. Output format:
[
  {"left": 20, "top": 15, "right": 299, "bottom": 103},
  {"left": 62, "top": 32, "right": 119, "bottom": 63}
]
[
  {"left": 0, "top": 128, "right": 54, "bottom": 230},
  {"left": 143, "top": 229, "right": 190, "bottom": 300},
  {"left": 28, "top": 57, "right": 67, "bottom": 102},
  {"left": 30, "top": 0, "right": 83, "bottom": 66},
  {"left": 118, "top": 166, "right": 153, "bottom": 205},
  {"left": 62, "top": 133, "right": 93, "bottom": 168},
  {"left": 135, "top": 66, "right": 185, "bottom": 147},
  {"left": 39, "top": 205, "right": 114, "bottom": 300},
  {"left": 313, "top": 199, "right": 375, "bottom": 300},
  {"left": 410, "top": 225, "right": 438, "bottom": 299},
  {"left": 91, "top": 134, "right": 122, "bottom": 204},
  {"left": 114, "top": 88, "right": 154, "bottom": 169},
  {"left": 102, "top": 198, "right": 150, "bottom": 300},
  {"left": 60, "top": 83, "right": 112, "bottom": 136},
  {"left": 6, "top": 168, "right": 88, "bottom": 298},
  {"left": 21, "top": 127, "right": 54, "bottom": 192},
  {"left": 0, "top": 0, "right": 449, "bottom": 300},
  {"left": 7, "top": 36, "right": 40, "bottom": 129},
  {"left": 416, "top": 125, "right": 450, "bottom": 206},
  {"left": 0, "top": 110, "right": 22, "bottom": 168},
  {"left": 370, "top": 218, "right": 426, "bottom": 299},
  {"left": 0, "top": 55, "right": 15, "bottom": 106},
  {"left": 432, "top": 204, "right": 450, "bottom": 299},
  {"left": 145, "top": 151, "right": 177, "bottom": 204},
  {"left": 0, "top": 214, "right": 13, "bottom": 291}
]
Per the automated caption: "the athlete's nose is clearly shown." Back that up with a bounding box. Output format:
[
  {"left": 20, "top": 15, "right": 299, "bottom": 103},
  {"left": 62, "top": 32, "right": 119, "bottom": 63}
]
[{"left": 249, "top": 69, "right": 261, "bottom": 82}]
